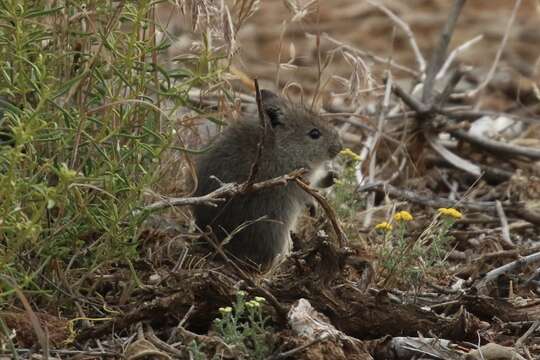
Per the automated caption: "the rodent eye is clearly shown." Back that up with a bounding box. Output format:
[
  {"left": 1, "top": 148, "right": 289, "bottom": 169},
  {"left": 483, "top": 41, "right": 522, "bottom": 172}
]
[{"left": 308, "top": 128, "right": 321, "bottom": 139}]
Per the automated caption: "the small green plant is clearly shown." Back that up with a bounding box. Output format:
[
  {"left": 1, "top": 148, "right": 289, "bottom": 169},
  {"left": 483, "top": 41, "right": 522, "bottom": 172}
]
[
  {"left": 214, "top": 291, "right": 274, "bottom": 359},
  {"left": 188, "top": 340, "right": 208, "bottom": 360},
  {"left": 376, "top": 208, "right": 462, "bottom": 287},
  {"left": 331, "top": 148, "right": 364, "bottom": 239}
]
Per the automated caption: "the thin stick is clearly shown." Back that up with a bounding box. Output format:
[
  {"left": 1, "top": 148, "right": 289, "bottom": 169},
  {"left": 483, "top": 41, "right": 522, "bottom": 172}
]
[
  {"left": 323, "top": 34, "right": 419, "bottom": 77},
  {"left": 140, "top": 169, "right": 305, "bottom": 212},
  {"left": 311, "top": 2, "right": 323, "bottom": 110},
  {"left": 244, "top": 79, "right": 268, "bottom": 190},
  {"left": 392, "top": 83, "right": 427, "bottom": 113},
  {"left": 367, "top": 0, "right": 426, "bottom": 73},
  {"left": 167, "top": 304, "right": 196, "bottom": 343},
  {"left": 515, "top": 320, "right": 540, "bottom": 347},
  {"left": 450, "top": 130, "right": 540, "bottom": 160},
  {"left": 476, "top": 251, "right": 540, "bottom": 289},
  {"left": 294, "top": 178, "right": 347, "bottom": 247},
  {"left": 466, "top": 0, "right": 523, "bottom": 98},
  {"left": 495, "top": 200, "right": 514, "bottom": 248},
  {"left": 363, "top": 74, "right": 393, "bottom": 228},
  {"left": 422, "top": 0, "right": 467, "bottom": 105},
  {"left": 436, "top": 34, "right": 483, "bottom": 79},
  {"left": 266, "top": 334, "right": 328, "bottom": 360},
  {"left": 275, "top": 21, "right": 287, "bottom": 89}
]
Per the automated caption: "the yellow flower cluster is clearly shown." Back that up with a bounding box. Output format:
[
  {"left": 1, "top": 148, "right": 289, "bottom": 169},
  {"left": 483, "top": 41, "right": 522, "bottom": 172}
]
[
  {"left": 394, "top": 211, "right": 414, "bottom": 222},
  {"left": 437, "top": 208, "right": 462, "bottom": 219},
  {"left": 246, "top": 296, "right": 267, "bottom": 308},
  {"left": 246, "top": 300, "right": 261, "bottom": 308},
  {"left": 339, "top": 148, "right": 362, "bottom": 161},
  {"left": 375, "top": 221, "right": 393, "bottom": 232},
  {"left": 219, "top": 306, "right": 232, "bottom": 314}
]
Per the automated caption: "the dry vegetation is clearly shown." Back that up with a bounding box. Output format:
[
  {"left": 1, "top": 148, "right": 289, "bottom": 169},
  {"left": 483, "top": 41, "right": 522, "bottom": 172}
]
[{"left": 1, "top": 0, "right": 540, "bottom": 359}]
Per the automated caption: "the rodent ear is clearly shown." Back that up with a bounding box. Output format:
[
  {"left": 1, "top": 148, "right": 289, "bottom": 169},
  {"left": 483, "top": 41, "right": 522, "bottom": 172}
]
[{"left": 260, "top": 90, "right": 284, "bottom": 127}]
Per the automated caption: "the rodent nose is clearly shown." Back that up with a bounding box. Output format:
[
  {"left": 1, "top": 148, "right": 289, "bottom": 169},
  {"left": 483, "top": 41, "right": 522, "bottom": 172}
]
[{"left": 329, "top": 138, "right": 343, "bottom": 158}]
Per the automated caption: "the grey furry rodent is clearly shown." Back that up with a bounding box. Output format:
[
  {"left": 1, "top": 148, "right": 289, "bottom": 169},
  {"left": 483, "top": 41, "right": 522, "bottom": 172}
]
[{"left": 193, "top": 90, "right": 343, "bottom": 269}]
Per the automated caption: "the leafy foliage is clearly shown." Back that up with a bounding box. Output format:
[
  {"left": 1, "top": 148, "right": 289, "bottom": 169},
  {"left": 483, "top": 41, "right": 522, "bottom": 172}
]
[{"left": 0, "top": 0, "right": 223, "bottom": 297}]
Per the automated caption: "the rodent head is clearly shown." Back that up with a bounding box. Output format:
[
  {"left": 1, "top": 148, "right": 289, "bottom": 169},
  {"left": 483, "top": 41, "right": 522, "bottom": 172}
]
[{"left": 260, "top": 90, "right": 343, "bottom": 172}]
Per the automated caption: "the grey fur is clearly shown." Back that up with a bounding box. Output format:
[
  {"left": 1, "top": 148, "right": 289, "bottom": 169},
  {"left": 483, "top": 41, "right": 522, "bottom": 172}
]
[{"left": 193, "top": 90, "right": 342, "bottom": 269}]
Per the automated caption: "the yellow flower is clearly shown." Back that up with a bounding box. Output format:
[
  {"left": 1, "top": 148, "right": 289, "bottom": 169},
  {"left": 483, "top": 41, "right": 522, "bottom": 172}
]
[
  {"left": 236, "top": 290, "right": 247, "bottom": 296},
  {"left": 339, "top": 148, "right": 362, "bottom": 161},
  {"left": 219, "top": 306, "right": 232, "bottom": 314},
  {"left": 437, "top": 208, "right": 462, "bottom": 219},
  {"left": 374, "top": 222, "right": 393, "bottom": 232},
  {"left": 394, "top": 211, "right": 414, "bottom": 222},
  {"left": 254, "top": 296, "right": 266, "bottom": 303},
  {"left": 246, "top": 300, "right": 261, "bottom": 308}
]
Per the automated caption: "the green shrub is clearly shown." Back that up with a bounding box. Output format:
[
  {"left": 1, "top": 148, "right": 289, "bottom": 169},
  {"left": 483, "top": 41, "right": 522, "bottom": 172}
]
[
  {"left": 0, "top": 1, "right": 225, "bottom": 297},
  {"left": 376, "top": 209, "right": 462, "bottom": 288}
]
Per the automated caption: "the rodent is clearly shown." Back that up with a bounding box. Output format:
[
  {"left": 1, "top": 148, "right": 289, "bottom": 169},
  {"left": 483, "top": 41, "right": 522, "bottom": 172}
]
[{"left": 193, "top": 90, "right": 343, "bottom": 269}]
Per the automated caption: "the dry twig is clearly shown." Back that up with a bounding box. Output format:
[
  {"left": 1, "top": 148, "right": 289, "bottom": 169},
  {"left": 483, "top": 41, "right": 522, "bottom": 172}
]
[
  {"left": 244, "top": 78, "right": 268, "bottom": 189},
  {"left": 475, "top": 251, "right": 540, "bottom": 290},
  {"left": 465, "top": 0, "right": 523, "bottom": 98},
  {"left": 294, "top": 178, "right": 347, "bottom": 247},
  {"left": 495, "top": 200, "right": 514, "bottom": 248},
  {"left": 422, "top": 0, "right": 467, "bottom": 105},
  {"left": 141, "top": 169, "right": 306, "bottom": 212},
  {"left": 367, "top": 0, "right": 426, "bottom": 73}
]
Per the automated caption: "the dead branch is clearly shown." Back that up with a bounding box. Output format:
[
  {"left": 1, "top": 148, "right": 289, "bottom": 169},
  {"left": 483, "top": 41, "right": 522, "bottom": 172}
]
[
  {"left": 451, "top": 130, "right": 540, "bottom": 160},
  {"left": 465, "top": 343, "right": 526, "bottom": 360},
  {"left": 322, "top": 33, "right": 419, "bottom": 77},
  {"left": 363, "top": 74, "right": 393, "bottom": 228},
  {"left": 515, "top": 320, "right": 540, "bottom": 347},
  {"left": 266, "top": 335, "right": 328, "bottom": 360},
  {"left": 425, "top": 131, "right": 482, "bottom": 177},
  {"left": 422, "top": 0, "right": 467, "bottom": 105},
  {"left": 141, "top": 169, "right": 306, "bottom": 212},
  {"left": 475, "top": 251, "right": 540, "bottom": 290},
  {"left": 244, "top": 78, "right": 268, "bottom": 190},
  {"left": 464, "top": 0, "right": 523, "bottom": 98},
  {"left": 495, "top": 200, "right": 514, "bottom": 248},
  {"left": 294, "top": 178, "right": 347, "bottom": 247},
  {"left": 367, "top": 0, "right": 426, "bottom": 73},
  {"left": 436, "top": 35, "right": 483, "bottom": 79}
]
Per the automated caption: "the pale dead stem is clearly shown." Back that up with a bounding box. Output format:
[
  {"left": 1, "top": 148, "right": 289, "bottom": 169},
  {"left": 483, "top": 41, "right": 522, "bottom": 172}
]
[
  {"left": 323, "top": 34, "right": 419, "bottom": 77},
  {"left": 436, "top": 35, "right": 483, "bottom": 80},
  {"left": 362, "top": 74, "right": 393, "bottom": 228},
  {"left": 464, "top": 0, "right": 523, "bottom": 98},
  {"left": 367, "top": 0, "right": 426, "bottom": 74},
  {"left": 140, "top": 169, "right": 306, "bottom": 212}
]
